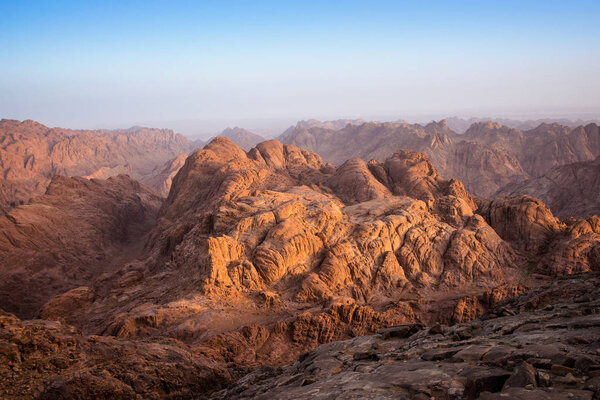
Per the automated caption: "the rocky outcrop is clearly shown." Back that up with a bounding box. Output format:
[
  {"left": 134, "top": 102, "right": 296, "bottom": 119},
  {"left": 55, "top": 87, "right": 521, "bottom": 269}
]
[
  {"left": 479, "top": 196, "right": 600, "bottom": 276},
  {"left": 0, "top": 119, "right": 196, "bottom": 212},
  {"left": 216, "top": 273, "right": 600, "bottom": 399},
  {"left": 0, "top": 175, "right": 162, "bottom": 318},
  {"left": 495, "top": 156, "right": 600, "bottom": 220},
  {"left": 0, "top": 309, "right": 231, "bottom": 400}
]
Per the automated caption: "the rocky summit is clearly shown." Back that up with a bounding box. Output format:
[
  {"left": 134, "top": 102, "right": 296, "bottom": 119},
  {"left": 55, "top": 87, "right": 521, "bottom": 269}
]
[{"left": 0, "top": 135, "right": 599, "bottom": 399}]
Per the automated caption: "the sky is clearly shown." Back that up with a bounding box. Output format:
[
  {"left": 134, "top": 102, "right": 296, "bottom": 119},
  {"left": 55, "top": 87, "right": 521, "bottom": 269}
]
[{"left": 1, "top": 0, "right": 599, "bottom": 136}]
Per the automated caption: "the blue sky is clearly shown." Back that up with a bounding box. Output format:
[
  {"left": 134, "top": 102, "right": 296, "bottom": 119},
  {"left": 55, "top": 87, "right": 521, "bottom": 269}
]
[{"left": 1, "top": 0, "right": 599, "bottom": 134}]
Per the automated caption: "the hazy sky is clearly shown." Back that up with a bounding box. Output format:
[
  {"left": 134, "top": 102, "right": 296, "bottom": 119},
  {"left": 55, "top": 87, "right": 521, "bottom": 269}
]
[{"left": 1, "top": 0, "right": 599, "bottom": 134}]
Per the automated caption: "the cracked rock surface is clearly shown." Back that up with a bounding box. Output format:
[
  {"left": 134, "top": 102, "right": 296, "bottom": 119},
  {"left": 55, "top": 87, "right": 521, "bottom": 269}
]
[{"left": 216, "top": 273, "right": 600, "bottom": 399}]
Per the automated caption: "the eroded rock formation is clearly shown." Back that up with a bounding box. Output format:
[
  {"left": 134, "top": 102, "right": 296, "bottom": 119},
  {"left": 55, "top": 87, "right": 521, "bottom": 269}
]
[
  {"left": 2, "top": 136, "right": 599, "bottom": 399},
  {"left": 23, "top": 138, "right": 594, "bottom": 371}
]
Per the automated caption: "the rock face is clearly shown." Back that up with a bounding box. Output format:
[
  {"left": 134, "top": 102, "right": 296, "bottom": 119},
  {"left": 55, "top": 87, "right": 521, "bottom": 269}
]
[
  {"left": 141, "top": 154, "right": 189, "bottom": 197},
  {"left": 216, "top": 127, "right": 265, "bottom": 151},
  {"left": 0, "top": 175, "right": 162, "bottom": 318},
  {"left": 279, "top": 120, "right": 600, "bottom": 199},
  {"left": 0, "top": 119, "right": 196, "bottom": 212},
  {"left": 216, "top": 273, "right": 600, "bottom": 400},
  {"left": 479, "top": 196, "right": 600, "bottom": 276},
  {"left": 495, "top": 156, "right": 600, "bottom": 220}
]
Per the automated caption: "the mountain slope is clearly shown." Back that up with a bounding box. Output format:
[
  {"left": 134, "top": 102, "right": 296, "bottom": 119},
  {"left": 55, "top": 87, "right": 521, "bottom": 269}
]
[
  {"left": 280, "top": 120, "right": 600, "bottom": 201},
  {"left": 462, "top": 122, "right": 600, "bottom": 178},
  {"left": 1, "top": 138, "right": 599, "bottom": 398},
  {"left": 280, "top": 121, "right": 528, "bottom": 198},
  {"left": 217, "top": 272, "right": 600, "bottom": 399},
  {"left": 0, "top": 119, "right": 196, "bottom": 211},
  {"left": 0, "top": 175, "right": 161, "bottom": 318},
  {"left": 495, "top": 156, "right": 600, "bottom": 219}
]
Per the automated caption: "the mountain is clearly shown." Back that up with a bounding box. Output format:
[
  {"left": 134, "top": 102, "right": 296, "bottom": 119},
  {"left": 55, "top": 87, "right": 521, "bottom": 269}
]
[
  {"left": 0, "top": 119, "right": 197, "bottom": 212},
  {"left": 1, "top": 137, "right": 599, "bottom": 398},
  {"left": 495, "top": 156, "right": 600, "bottom": 220},
  {"left": 5, "top": 138, "right": 596, "bottom": 363},
  {"left": 279, "top": 120, "right": 528, "bottom": 198},
  {"left": 446, "top": 116, "right": 600, "bottom": 134},
  {"left": 217, "top": 127, "right": 264, "bottom": 151},
  {"left": 279, "top": 120, "right": 600, "bottom": 200},
  {"left": 462, "top": 122, "right": 600, "bottom": 179},
  {"left": 279, "top": 118, "right": 368, "bottom": 137}
]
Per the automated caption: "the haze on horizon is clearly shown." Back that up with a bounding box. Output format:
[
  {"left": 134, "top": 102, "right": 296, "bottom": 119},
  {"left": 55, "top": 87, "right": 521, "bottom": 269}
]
[{"left": 1, "top": 0, "right": 599, "bottom": 136}]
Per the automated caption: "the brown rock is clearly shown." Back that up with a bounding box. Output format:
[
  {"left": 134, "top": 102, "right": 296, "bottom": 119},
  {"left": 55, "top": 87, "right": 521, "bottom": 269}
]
[{"left": 504, "top": 361, "right": 537, "bottom": 389}]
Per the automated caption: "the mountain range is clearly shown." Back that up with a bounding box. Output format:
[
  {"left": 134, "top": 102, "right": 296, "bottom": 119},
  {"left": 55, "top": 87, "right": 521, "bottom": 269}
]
[
  {"left": 0, "top": 118, "right": 599, "bottom": 399},
  {"left": 279, "top": 119, "right": 600, "bottom": 203}
]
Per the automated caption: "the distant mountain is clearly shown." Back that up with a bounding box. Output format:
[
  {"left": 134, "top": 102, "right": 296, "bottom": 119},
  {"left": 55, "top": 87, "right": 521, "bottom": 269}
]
[
  {"left": 446, "top": 116, "right": 600, "bottom": 134},
  {"left": 279, "top": 119, "right": 600, "bottom": 200},
  {"left": 0, "top": 119, "right": 197, "bottom": 212},
  {"left": 216, "top": 127, "right": 264, "bottom": 151},
  {"left": 280, "top": 118, "right": 367, "bottom": 137},
  {"left": 462, "top": 121, "right": 600, "bottom": 178},
  {"left": 495, "top": 156, "right": 600, "bottom": 219},
  {"left": 279, "top": 120, "right": 528, "bottom": 198}
]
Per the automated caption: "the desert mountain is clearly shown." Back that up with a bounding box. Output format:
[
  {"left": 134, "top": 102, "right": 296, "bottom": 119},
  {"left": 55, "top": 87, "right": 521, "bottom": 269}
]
[
  {"left": 0, "top": 119, "right": 197, "bottom": 212},
  {"left": 279, "top": 118, "right": 368, "bottom": 138},
  {"left": 0, "top": 137, "right": 599, "bottom": 398},
  {"left": 279, "top": 120, "right": 527, "bottom": 198},
  {"left": 2, "top": 138, "right": 596, "bottom": 369},
  {"left": 218, "top": 272, "right": 600, "bottom": 399},
  {"left": 215, "top": 127, "right": 264, "bottom": 151},
  {"left": 495, "top": 156, "right": 600, "bottom": 220},
  {"left": 279, "top": 120, "right": 600, "bottom": 199},
  {"left": 446, "top": 116, "right": 600, "bottom": 133}
]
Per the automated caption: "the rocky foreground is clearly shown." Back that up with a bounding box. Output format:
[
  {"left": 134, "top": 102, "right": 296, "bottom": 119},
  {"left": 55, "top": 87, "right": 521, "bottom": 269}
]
[
  {"left": 217, "top": 273, "right": 600, "bottom": 399},
  {"left": 1, "top": 273, "right": 598, "bottom": 399}
]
